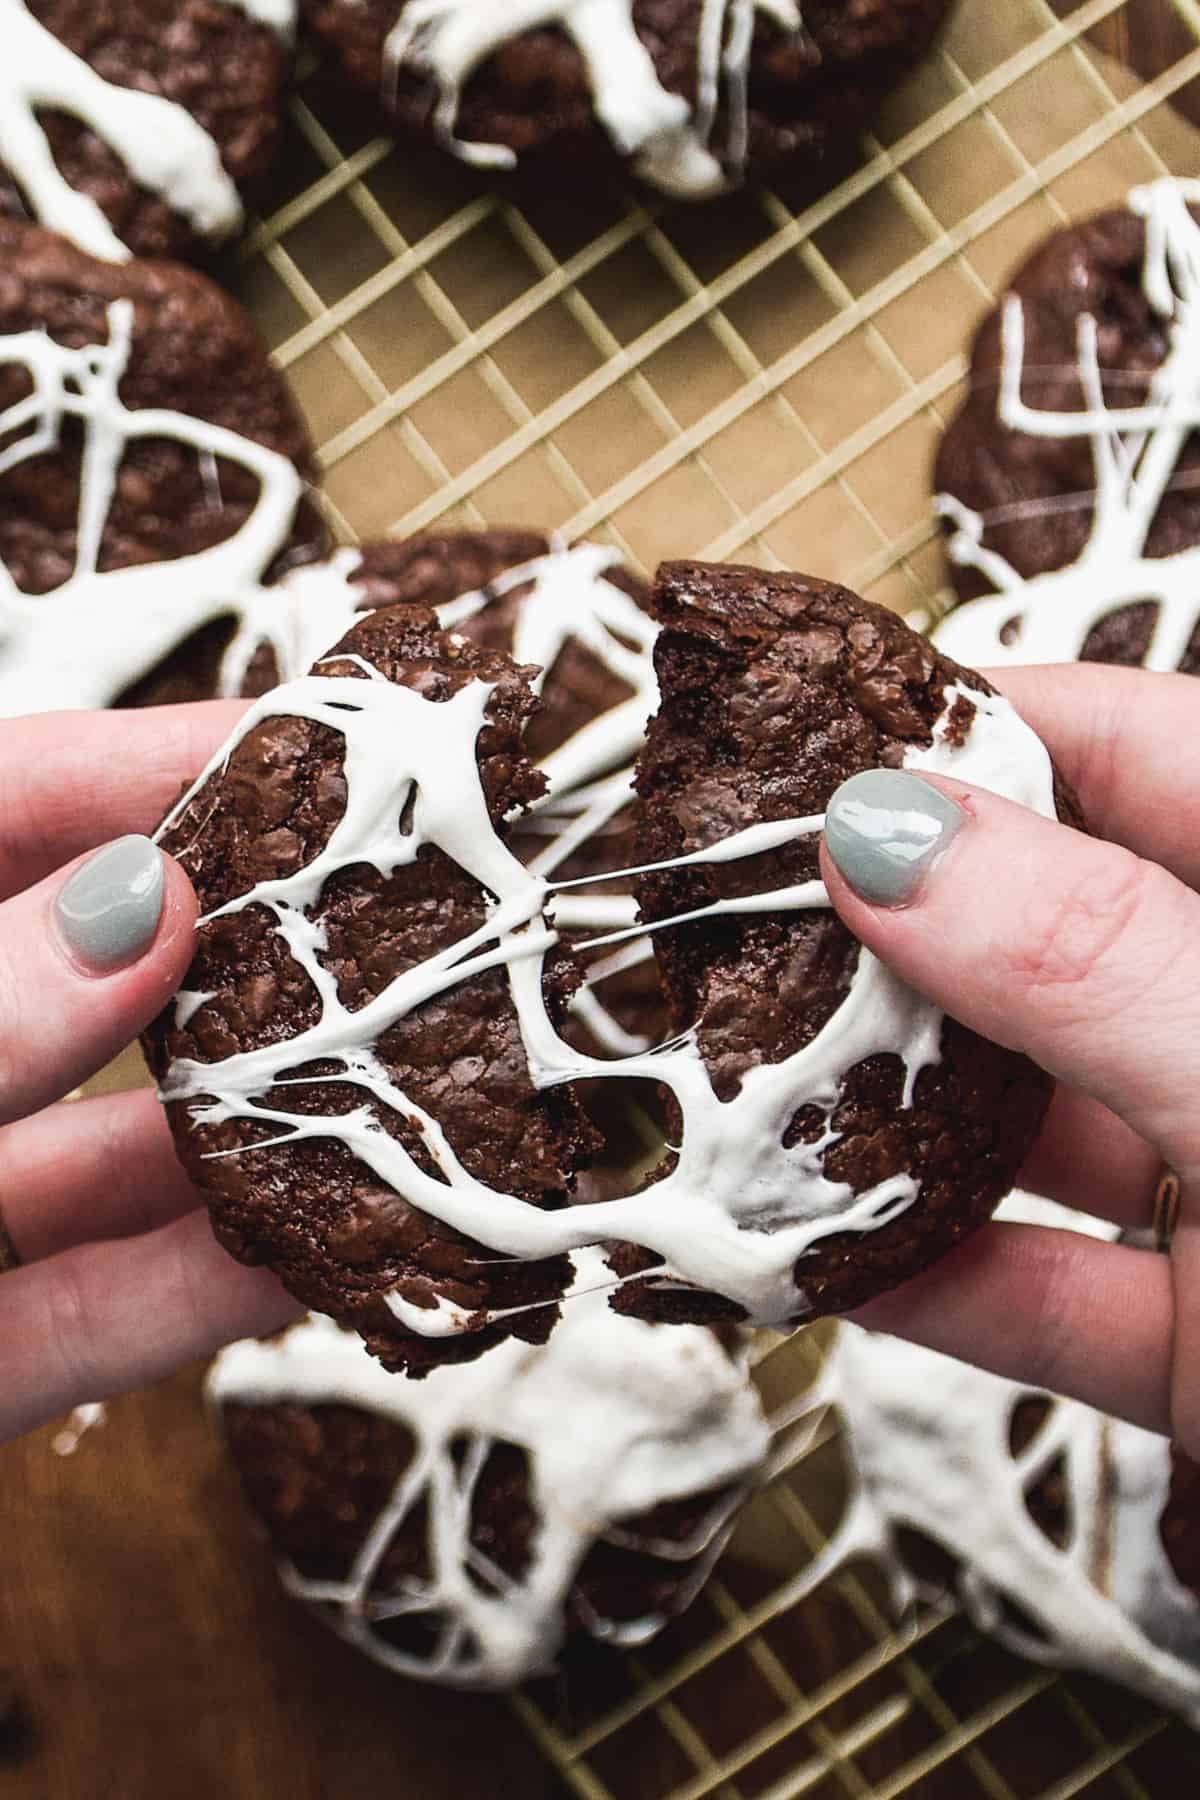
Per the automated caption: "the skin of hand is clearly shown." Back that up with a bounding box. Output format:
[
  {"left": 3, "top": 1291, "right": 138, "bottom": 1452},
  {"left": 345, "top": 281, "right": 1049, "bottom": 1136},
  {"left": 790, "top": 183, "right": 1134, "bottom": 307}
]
[
  {"left": 1, "top": 664, "right": 1194, "bottom": 1453},
  {"left": 0, "top": 703, "right": 299, "bottom": 1446},
  {"left": 821, "top": 662, "right": 1200, "bottom": 1459}
]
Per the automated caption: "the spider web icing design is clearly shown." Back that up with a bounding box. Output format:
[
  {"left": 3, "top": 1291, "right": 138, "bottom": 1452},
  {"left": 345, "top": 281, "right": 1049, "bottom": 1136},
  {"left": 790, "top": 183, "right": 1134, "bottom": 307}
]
[
  {"left": 384, "top": 0, "right": 803, "bottom": 198},
  {"left": 0, "top": 298, "right": 350, "bottom": 715},
  {"left": 783, "top": 1197, "right": 1200, "bottom": 1727},
  {"left": 159, "top": 628, "right": 1056, "bottom": 1340},
  {"left": 936, "top": 179, "right": 1200, "bottom": 673},
  {"left": 0, "top": 0, "right": 294, "bottom": 262},
  {"left": 207, "top": 1246, "right": 770, "bottom": 1689}
]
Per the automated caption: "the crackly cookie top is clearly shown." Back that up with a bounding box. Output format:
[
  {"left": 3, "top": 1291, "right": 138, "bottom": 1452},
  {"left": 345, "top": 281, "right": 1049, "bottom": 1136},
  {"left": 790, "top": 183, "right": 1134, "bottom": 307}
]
[
  {"left": 209, "top": 1246, "right": 770, "bottom": 1689},
  {"left": 935, "top": 178, "right": 1200, "bottom": 675},
  {"left": 0, "top": 0, "right": 294, "bottom": 262},
  {"left": 0, "top": 220, "right": 327, "bottom": 711},
  {"left": 302, "top": 0, "right": 952, "bottom": 198},
  {"left": 148, "top": 560, "right": 1059, "bottom": 1372},
  {"left": 795, "top": 1196, "right": 1200, "bottom": 1729}
]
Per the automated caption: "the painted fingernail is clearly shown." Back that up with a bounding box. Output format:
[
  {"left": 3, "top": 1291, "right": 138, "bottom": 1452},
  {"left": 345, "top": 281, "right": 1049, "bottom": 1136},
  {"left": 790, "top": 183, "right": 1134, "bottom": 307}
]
[
  {"left": 824, "top": 769, "right": 964, "bottom": 908},
  {"left": 55, "top": 835, "right": 165, "bottom": 972}
]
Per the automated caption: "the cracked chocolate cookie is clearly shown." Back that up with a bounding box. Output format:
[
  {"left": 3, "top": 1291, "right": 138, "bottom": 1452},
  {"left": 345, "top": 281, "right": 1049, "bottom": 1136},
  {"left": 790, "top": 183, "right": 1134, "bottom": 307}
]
[
  {"left": 146, "top": 559, "right": 1071, "bottom": 1374},
  {"left": 301, "top": 0, "right": 952, "bottom": 200},
  {"left": 0, "top": 0, "right": 295, "bottom": 262}
]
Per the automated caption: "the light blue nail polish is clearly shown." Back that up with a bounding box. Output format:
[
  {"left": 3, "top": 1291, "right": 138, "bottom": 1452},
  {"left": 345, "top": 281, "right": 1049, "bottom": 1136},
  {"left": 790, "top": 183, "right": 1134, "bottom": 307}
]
[
  {"left": 824, "top": 769, "right": 964, "bottom": 908},
  {"left": 55, "top": 835, "right": 165, "bottom": 972}
]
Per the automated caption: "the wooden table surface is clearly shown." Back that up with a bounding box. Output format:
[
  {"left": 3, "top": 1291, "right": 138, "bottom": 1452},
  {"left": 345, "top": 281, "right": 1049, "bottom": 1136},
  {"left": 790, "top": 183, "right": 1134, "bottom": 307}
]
[{"left": 0, "top": 6, "right": 1193, "bottom": 1799}]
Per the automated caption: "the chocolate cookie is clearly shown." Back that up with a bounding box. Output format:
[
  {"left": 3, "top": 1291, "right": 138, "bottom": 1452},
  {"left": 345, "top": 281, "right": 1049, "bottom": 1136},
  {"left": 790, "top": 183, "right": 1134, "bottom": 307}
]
[
  {"left": 207, "top": 1248, "right": 769, "bottom": 1688},
  {"left": 0, "top": 219, "right": 325, "bottom": 713},
  {"left": 933, "top": 178, "right": 1200, "bottom": 674},
  {"left": 0, "top": 0, "right": 294, "bottom": 262},
  {"left": 793, "top": 1197, "right": 1200, "bottom": 1727},
  {"left": 301, "top": 0, "right": 952, "bottom": 200},
  {"left": 148, "top": 558, "right": 1066, "bottom": 1373},
  {"left": 267, "top": 527, "right": 666, "bottom": 1051}
]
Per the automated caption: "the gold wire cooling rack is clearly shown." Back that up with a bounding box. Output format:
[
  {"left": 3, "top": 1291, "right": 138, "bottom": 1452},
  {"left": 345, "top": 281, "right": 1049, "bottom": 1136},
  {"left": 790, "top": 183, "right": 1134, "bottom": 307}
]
[{"left": 218, "top": 4, "right": 1200, "bottom": 1796}]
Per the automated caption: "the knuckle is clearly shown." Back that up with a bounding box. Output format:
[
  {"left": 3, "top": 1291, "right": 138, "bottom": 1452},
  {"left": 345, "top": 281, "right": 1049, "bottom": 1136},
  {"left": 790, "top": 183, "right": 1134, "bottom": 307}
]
[
  {"left": 1002, "top": 852, "right": 1158, "bottom": 1014},
  {"left": 39, "top": 1254, "right": 98, "bottom": 1402}
]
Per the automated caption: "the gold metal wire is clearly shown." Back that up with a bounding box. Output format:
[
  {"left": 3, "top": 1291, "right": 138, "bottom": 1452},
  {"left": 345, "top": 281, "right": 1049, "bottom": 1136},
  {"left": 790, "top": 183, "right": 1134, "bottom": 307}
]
[{"left": 228, "top": 3, "right": 1200, "bottom": 1793}]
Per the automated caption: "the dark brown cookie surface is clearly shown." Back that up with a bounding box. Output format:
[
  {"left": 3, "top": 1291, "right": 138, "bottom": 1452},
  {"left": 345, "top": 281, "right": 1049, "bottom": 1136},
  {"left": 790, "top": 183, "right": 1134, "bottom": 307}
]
[
  {"left": 144, "top": 603, "right": 592, "bottom": 1375},
  {"left": 0, "top": 0, "right": 293, "bottom": 262},
  {"left": 1162, "top": 1447, "right": 1200, "bottom": 1603},
  {"left": 207, "top": 1269, "right": 768, "bottom": 1688},
  {"left": 614, "top": 560, "right": 1062, "bottom": 1324},
  {"left": 150, "top": 555, "right": 1069, "bottom": 1372},
  {"left": 0, "top": 220, "right": 323, "bottom": 710},
  {"left": 301, "top": 0, "right": 951, "bottom": 197},
  {"left": 933, "top": 191, "right": 1200, "bottom": 672}
]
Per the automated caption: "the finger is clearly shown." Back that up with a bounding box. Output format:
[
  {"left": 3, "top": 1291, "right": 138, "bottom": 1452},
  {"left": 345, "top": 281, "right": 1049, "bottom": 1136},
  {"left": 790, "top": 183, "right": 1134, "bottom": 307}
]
[
  {"left": 852, "top": 1222, "right": 1173, "bottom": 1436},
  {"left": 0, "top": 840, "right": 197, "bottom": 1127},
  {"left": 1020, "top": 1085, "right": 1161, "bottom": 1231},
  {"left": 0, "top": 1089, "right": 197, "bottom": 1264},
  {"left": 0, "top": 701, "right": 243, "bottom": 903},
  {"left": 820, "top": 771, "right": 1200, "bottom": 1175},
  {"left": 983, "top": 664, "right": 1200, "bottom": 890},
  {"left": 0, "top": 1208, "right": 300, "bottom": 1444}
]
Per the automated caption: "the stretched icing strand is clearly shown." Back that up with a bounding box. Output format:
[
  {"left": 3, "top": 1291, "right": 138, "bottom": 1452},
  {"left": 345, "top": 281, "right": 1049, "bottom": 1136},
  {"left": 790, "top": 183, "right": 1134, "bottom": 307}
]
[
  {"left": 935, "top": 178, "right": 1200, "bottom": 672},
  {"left": 0, "top": 299, "right": 349, "bottom": 715},
  {"left": 433, "top": 537, "right": 662, "bottom": 1052},
  {"left": 160, "top": 645, "right": 1056, "bottom": 1336},
  {"left": 208, "top": 1247, "right": 769, "bottom": 1688},
  {"left": 0, "top": 0, "right": 294, "bottom": 262},
  {"left": 384, "top": 0, "right": 803, "bottom": 199},
  {"left": 787, "top": 1196, "right": 1200, "bottom": 1726}
]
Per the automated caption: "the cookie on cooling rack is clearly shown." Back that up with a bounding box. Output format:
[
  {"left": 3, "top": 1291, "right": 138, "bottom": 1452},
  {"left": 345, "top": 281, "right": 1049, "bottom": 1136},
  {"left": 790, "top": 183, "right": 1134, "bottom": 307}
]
[
  {"left": 301, "top": 0, "right": 952, "bottom": 200},
  {"left": 145, "top": 557, "right": 1071, "bottom": 1374},
  {"left": 795, "top": 1196, "right": 1200, "bottom": 1727},
  {"left": 0, "top": 0, "right": 295, "bottom": 262},
  {"left": 933, "top": 178, "right": 1200, "bottom": 673},
  {"left": 0, "top": 219, "right": 325, "bottom": 713},
  {"left": 207, "top": 1247, "right": 769, "bottom": 1689}
]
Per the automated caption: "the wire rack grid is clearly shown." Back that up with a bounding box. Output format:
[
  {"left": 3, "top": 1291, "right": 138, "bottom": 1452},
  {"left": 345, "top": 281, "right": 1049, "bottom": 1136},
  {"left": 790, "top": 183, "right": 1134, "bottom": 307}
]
[{"left": 223, "top": 5, "right": 1200, "bottom": 1797}]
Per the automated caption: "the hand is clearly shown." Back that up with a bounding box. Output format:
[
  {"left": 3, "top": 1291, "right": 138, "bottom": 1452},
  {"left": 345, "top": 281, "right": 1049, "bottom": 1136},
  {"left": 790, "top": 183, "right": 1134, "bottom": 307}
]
[
  {"left": 0, "top": 705, "right": 298, "bottom": 1445},
  {"left": 820, "top": 663, "right": 1200, "bottom": 1456}
]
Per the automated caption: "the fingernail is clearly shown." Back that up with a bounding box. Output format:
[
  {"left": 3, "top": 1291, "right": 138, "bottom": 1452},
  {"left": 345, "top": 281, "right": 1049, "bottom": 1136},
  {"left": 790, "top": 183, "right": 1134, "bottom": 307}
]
[
  {"left": 824, "top": 770, "right": 964, "bottom": 908},
  {"left": 55, "top": 836, "right": 165, "bottom": 972}
]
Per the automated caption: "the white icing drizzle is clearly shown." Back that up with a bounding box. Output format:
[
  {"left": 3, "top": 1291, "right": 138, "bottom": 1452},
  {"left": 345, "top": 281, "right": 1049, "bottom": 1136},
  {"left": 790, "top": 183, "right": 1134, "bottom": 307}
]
[
  {"left": 159, "top": 638, "right": 1056, "bottom": 1335},
  {"left": 207, "top": 1247, "right": 769, "bottom": 1689},
  {"left": 792, "top": 1195, "right": 1200, "bottom": 1725},
  {"left": 0, "top": 0, "right": 294, "bottom": 263},
  {"left": 50, "top": 1400, "right": 106, "bottom": 1457},
  {"left": 383, "top": 0, "right": 803, "bottom": 199},
  {"left": 433, "top": 536, "right": 662, "bottom": 1052},
  {"left": 0, "top": 299, "right": 337, "bottom": 716},
  {"left": 935, "top": 179, "right": 1200, "bottom": 673}
]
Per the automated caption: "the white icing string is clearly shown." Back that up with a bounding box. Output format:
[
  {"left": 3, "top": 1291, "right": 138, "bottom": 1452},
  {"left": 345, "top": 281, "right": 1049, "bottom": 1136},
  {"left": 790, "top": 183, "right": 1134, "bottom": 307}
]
[
  {"left": 50, "top": 1400, "right": 106, "bottom": 1457},
  {"left": 159, "top": 643, "right": 1056, "bottom": 1335},
  {"left": 935, "top": 178, "right": 1200, "bottom": 673},
  {"left": 0, "top": 0, "right": 294, "bottom": 263},
  {"left": 792, "top": 1196, "right": 1200, "bottom": 1726},
  {"left": 383, "top": 0, "right": 803, "bottom": 199},
  {"left": 0, "top": 299, "right": 344, "bottom": 716},
  {"left": 207, "top": 1246, "right": 769, "bottom": 1689}
]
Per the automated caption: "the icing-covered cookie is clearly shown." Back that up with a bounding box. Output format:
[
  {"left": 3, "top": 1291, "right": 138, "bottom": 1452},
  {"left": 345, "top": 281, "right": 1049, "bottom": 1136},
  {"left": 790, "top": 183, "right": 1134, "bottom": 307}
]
[
  {"left": 934, "top": 178, "right": 1200, "bottom": 674},
  {"left": 796, "top": 1197, "right": 1200, "bottom": 1727},
  {"left": 0, "top": 220, "right": 325, "bottom": 713},
  {"left": 203, "top": 526, "right": 667, "bottom": 1056},
  {"left": 300, "top": 0, "right": 952, "bottom": 200},
  {"left": 0, "top": 0, "right": 295, "bottom": 262},
  {"left": 208, "top": 1247, "right": 769, "bottom": 1689},
  {"left": 145, "top": 561, "right": 1068, "bottom": 1373}
]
